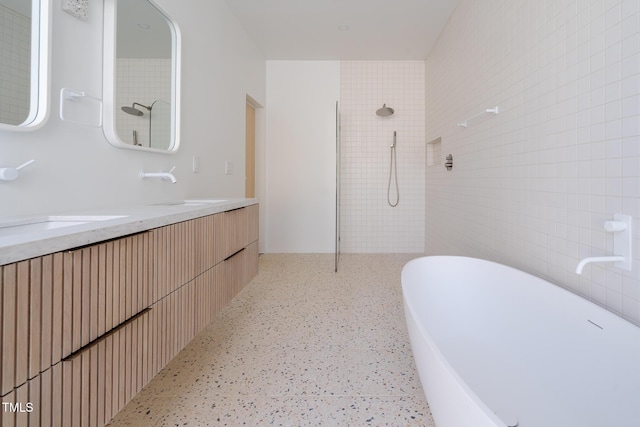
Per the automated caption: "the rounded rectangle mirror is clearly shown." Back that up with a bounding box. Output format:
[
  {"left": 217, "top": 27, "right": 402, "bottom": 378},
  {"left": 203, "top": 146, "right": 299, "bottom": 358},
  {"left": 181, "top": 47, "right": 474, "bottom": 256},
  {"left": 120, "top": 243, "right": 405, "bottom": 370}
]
[
  {"left": 0, "top": 0, "right": 51, "bottom": 131},
  {"left": 103, "top": 0, "right": 181, "bottom": 153}
]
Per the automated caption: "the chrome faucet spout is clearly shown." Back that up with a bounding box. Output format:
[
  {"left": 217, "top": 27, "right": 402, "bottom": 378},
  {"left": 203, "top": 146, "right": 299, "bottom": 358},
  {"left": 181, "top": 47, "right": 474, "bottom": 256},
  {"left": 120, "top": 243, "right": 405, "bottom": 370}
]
[{"left": 576, "top": 256, "right": 625, "bottom": 274}]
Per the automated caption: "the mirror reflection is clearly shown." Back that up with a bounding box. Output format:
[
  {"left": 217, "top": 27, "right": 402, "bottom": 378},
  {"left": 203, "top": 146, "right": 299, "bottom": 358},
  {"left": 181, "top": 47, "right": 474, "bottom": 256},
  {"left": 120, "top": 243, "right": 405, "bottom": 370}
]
[
  {"left": 0, "top": 0, "right": 42, "bottom": 128},
  {"left": 105, "top": 0, "right": 179, "bottom": 152}
]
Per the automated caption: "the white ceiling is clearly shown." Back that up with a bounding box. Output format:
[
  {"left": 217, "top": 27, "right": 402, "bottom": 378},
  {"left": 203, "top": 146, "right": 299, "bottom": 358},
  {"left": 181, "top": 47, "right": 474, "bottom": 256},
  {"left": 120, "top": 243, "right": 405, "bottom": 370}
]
[
  {"left": 222, "top": 0, "right": 461, "bottom": 60},
  {"left": 117, "top": 0, "right": 172, "bottom": 59}
]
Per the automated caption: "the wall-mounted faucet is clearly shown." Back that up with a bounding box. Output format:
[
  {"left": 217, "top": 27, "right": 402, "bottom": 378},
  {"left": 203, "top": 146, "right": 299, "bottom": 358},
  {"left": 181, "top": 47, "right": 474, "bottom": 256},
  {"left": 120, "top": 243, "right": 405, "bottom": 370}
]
[
  {"left": 140, "top": 166, "right": 177, "bottom": 184},
  {"left": 576, "top": 256, "right": 625, "bottom": 274},
  {"left": 0, "top": 159, "right": 35, "bottom": 182},
  {"left": 576, "top": 214, "right": 632, "bottom": 274}
]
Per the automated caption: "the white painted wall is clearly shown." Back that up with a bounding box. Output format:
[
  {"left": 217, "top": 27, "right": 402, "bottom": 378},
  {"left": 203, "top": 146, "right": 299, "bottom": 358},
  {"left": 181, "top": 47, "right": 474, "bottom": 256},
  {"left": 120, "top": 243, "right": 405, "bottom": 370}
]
[
  {"left": 265, "top": 61, "right": 340, "bottom": 253},
  {"left": 0, "top": 0, "right": 265, "bottom": 217},
  {"left": 424, "top": 0, "right": 640, "bottom": 325}
]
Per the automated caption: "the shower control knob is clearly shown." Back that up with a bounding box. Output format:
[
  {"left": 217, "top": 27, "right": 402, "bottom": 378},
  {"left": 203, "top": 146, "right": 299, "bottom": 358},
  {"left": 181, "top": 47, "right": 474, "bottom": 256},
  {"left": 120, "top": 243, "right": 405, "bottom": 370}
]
[{"left": 445, "top": 154, "right": 453, "bottom": 171}]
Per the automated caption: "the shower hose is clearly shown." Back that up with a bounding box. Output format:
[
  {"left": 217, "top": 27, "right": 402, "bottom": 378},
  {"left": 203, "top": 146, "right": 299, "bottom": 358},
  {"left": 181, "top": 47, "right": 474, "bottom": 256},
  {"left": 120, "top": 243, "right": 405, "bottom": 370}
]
[{"left": 388, "top": 131, "right": 399, "bottom": 207}]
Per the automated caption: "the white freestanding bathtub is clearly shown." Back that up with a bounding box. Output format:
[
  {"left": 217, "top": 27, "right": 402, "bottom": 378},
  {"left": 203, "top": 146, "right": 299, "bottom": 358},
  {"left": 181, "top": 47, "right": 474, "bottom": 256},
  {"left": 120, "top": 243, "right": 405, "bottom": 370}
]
[{"left": 402, "top": 256, "right": 640, "bottom": 427}]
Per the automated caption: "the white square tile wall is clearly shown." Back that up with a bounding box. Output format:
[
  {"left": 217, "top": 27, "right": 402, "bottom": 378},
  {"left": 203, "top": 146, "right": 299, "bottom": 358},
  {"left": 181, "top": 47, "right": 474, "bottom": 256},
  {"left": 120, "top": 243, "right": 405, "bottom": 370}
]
[
  {"left": 0, "top": 5, "right": 31, "bottom": 125},
  {"left": 424, "top": 0, "right": 640, "bottom": 325},
  {"left": 116, "top": 58, "right": 172, "bottom": 149},
  {"left": 340, "top": 61, "right": 425, "bottom": 253}
]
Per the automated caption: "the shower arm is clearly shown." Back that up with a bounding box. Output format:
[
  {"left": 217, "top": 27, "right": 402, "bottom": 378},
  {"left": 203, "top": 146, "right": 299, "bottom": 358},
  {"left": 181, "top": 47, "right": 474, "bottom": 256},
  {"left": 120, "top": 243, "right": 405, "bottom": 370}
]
[{"left": 133, "top": 102, "right": 152, "bottom": 111}]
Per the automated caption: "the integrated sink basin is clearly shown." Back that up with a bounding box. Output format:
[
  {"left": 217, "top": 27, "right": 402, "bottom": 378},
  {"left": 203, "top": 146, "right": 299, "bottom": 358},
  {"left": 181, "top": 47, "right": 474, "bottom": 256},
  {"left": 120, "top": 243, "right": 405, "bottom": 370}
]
[
  {"left": 0, "top": 215, "right": 128, "bottom": 238},
  {"left": 151, "top": 199, "right": 228, "bottom": 206}
]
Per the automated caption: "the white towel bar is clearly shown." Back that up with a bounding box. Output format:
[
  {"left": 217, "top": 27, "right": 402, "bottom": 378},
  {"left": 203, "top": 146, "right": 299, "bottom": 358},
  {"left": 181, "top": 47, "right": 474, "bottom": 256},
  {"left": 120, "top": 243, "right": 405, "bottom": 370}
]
[{"left": 457, "top": 106, "right": 499, "bottom": 128}]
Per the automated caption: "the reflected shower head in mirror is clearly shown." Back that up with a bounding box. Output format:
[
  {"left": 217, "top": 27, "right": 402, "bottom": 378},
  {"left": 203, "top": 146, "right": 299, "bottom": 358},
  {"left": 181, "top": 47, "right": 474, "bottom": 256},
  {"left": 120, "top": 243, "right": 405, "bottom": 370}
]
[
  {"left": 376, "top": 104, "right": 395, "bottom": 117},
  {"left": 121, "top": 102, "right": 151, "bottom": 116}
]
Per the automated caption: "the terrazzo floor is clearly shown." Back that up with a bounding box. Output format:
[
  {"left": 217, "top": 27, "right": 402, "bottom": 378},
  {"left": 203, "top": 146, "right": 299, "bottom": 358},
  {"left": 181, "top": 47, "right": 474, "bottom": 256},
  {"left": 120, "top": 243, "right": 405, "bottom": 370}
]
[{"left": 106, "top": 253, "right": 435, "bottom": 426}]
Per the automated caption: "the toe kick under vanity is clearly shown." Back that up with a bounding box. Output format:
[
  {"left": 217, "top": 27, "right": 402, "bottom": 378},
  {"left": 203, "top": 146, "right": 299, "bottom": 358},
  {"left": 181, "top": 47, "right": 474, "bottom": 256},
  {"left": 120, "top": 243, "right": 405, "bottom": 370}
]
[{"left": 0, "top": 199, "right": 259, "bottom": 427}]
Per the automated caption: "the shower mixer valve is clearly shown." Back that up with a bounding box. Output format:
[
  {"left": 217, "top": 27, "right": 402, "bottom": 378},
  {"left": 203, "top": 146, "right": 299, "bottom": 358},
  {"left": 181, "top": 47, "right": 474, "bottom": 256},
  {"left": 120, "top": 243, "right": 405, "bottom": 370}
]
[{"left": 445, "top": 154, "right": 453, "bottom": 171}]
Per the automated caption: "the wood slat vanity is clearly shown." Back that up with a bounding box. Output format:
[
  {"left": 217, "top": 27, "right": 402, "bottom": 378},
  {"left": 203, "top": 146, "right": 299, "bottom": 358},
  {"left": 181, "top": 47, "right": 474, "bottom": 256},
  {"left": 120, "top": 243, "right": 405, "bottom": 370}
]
[{"left": 0, "top": 202, "right": 259, "bottom": 427}]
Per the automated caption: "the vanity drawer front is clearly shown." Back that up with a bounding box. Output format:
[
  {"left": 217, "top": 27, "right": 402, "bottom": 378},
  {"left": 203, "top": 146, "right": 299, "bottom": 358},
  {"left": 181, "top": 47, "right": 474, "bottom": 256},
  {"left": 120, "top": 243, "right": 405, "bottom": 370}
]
[
  {"left": 193, "top": 212, "right": 225, "bottom": 276},
  {"left": 1, "top": 257, "right": 65, "bottom": 397},
  {"left": 153, "top": 220, "right": 197, "bottom": 301},
  {"left": 1, "top": 260, "right": 29, "bottom": 396},
  {"left": 224, "top": 207, "right": 249, "bottom": 258},
  {"left": 60, "top": 232, "right": 153, "bottom": 360},
  {"left": 0, "top": 231, "right": 154, "bottom": 396}
]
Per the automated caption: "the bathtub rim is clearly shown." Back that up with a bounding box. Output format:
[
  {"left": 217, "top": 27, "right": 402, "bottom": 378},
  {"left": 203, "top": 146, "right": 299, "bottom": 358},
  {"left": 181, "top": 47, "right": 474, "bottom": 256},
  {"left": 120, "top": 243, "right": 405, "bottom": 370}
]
[{"left": 404, "top": 255, "right": 640, "bottom": 330}]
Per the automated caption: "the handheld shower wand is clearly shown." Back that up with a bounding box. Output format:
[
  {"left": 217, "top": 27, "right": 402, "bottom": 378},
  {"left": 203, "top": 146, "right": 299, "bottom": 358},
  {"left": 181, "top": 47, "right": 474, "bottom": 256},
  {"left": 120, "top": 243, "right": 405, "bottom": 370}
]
[{"left": 388, "top": 131, "right": 399, "bottom": 207}]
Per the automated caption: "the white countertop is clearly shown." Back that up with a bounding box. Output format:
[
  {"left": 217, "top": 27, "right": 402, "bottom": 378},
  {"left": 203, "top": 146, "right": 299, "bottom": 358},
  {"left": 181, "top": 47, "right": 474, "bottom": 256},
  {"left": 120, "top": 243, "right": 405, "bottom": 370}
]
[{"left": 0, "top": 198, "right": 257, "bottom": 266}]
